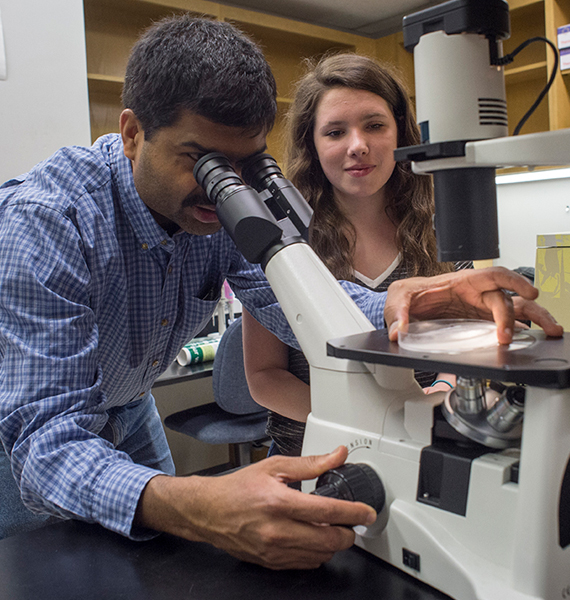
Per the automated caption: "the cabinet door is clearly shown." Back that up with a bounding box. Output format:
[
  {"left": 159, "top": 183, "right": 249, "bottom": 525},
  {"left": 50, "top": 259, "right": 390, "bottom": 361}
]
[
  {"left": 83, "top": 0, "right": 371, "bottom": 161},
  {"left": 84, "top": 0, "right": 202, "bottom": 141},
  {"left": 545, "top": 0, "right": 570, "bottom": 130}
]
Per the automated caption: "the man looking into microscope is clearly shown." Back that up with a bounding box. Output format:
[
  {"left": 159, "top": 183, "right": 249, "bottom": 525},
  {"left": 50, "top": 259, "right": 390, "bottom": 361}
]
[{"left": 0, "top": 14, "right": 561, "bottom": 569}]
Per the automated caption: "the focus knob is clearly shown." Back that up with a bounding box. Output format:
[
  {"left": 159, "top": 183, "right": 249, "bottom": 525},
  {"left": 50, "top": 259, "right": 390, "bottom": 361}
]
[{"left": 312, "top": 463, "right": 385, "bottom": 513}]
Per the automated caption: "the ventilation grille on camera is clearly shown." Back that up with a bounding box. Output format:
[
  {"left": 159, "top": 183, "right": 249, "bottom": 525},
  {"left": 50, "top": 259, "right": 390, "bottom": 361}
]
[{"left": 478, "top": 97, "right": 508, "bottom": 127}]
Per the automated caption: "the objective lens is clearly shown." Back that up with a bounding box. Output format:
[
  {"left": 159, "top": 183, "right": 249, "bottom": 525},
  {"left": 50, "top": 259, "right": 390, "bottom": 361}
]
[
  {"left": 487, "top": 385, "right": 526, "bottom": 433},
  {"left": 453, "top": 377, "right": 487, "bottom": 416}
]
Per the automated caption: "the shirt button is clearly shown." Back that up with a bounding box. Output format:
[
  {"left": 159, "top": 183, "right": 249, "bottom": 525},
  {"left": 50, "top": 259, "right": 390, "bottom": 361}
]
[
  {"left": 152, "top": 360, "right": 159, "bottom": 368},
  {"left": 160, "top": 239, "right": 168, "bottom": 246},
  {"left": 141, "top": 243, "right": 149, "bottom": 251},
  {"left": 167, "top": 266, "right": 173, "bottom": 274},
  {"left": 161, "top": 319, "right": 169, "bottom": 327},
  {"left": 139, "top": 392, "right": 145, "bottom": 397}
]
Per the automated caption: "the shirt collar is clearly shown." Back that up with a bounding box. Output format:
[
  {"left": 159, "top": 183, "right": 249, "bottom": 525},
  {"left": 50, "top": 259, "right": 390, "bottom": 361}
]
[{"left": 109, "top": 136, "right": 176, "bottom": 253}]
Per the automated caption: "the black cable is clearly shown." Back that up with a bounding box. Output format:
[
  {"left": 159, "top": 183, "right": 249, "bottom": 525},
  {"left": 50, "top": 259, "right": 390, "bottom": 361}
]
[{"left": 493, "top": 36, "right": 559, "bottom": 136}]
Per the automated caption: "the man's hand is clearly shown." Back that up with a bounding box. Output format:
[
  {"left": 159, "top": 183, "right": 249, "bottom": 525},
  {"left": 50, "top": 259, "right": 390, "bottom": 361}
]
[
  {"left": 385, "top": 267, "right": 563, "bottom": 345},
  {"left": 135, "top": 446, "right": 376, "bottom": 570}
]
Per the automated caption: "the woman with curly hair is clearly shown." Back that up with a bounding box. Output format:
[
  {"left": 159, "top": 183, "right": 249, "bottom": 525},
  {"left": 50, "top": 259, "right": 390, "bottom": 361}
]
[{"left": 242, "top": 53, "right": 469, "bottom": 457}]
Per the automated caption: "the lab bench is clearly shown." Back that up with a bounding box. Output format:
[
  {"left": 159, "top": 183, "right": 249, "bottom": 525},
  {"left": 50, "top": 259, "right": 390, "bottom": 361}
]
[{"left": 0, "top": 519, "right": 452, "bottom": 600}]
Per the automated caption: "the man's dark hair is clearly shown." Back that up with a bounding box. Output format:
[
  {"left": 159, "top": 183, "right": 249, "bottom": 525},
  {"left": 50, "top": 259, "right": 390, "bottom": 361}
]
[{"left": 122, "top": 15, "right": 277, "bottom": 139}]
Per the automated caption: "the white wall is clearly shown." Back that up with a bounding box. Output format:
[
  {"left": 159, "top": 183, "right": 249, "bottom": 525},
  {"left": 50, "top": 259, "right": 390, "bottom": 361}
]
[
  {"left": 0, "top": 0, "right": 91, "bottom": 182},
  {"left": 495, "top": 176, "right": 570, "bottom": 270}
]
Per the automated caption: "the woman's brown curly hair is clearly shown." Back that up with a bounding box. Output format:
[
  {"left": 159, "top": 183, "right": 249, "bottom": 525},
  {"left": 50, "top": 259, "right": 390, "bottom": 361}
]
[{"left": 284, "top": 53, "right": 453, "bottom": 281}]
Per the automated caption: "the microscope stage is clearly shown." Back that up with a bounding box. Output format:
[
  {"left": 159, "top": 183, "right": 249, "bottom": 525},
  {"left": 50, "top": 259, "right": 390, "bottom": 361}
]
[{"left": 327, "top": 328, "right": 570, "bottom": 388}]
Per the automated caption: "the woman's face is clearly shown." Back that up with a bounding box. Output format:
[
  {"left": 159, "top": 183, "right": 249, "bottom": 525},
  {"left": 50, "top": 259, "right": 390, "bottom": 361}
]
[{"left": 313, "top": 86, "right": 398, "bottom": 205}]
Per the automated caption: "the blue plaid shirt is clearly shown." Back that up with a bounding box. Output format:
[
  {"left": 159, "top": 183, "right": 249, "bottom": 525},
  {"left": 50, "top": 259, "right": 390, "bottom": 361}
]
[{"left": 0, "top": 134, "right": 386, "bottom": 539}]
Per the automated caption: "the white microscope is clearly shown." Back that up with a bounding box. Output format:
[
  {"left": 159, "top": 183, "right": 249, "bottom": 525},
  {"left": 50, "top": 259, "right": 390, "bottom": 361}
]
[{"left": 194, "top": 1, "right": 570, "bottom": 597}]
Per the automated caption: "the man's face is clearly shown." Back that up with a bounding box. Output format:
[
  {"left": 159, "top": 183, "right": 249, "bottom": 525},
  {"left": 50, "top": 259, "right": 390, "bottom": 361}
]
[{"left": 122, "top": 109, "right": 267, "bottom": 236}]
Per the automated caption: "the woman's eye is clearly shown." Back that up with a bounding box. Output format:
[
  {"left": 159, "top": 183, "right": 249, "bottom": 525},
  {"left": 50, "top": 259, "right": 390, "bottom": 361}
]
[{"left": 325, "top": 130, "right": 342, "bottom": 138}]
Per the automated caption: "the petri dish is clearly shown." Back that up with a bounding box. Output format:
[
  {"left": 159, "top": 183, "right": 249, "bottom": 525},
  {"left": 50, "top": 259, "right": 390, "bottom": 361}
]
[{"left": 398, "top": 319, "right": 499, "bottom": 354}]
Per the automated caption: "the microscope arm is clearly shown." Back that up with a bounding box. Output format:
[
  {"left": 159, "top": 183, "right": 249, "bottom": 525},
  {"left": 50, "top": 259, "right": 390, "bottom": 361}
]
[
  {"left": 193, "top": 151, "right": 376, "bottom": 370},
  {"left": 194, "top": 152, "right": 421, "bottom": 432}
]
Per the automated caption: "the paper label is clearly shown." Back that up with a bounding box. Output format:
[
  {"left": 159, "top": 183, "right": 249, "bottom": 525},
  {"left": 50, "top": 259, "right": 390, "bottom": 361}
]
[
  {"left": 561, "top": 48, "right": 570, "bottom": 72},
  {"left": 559, "top": 25, "right": 570, "bottom": 50},
  {"left": 176, "top": 337, "right": 220, "bottom": 366}
]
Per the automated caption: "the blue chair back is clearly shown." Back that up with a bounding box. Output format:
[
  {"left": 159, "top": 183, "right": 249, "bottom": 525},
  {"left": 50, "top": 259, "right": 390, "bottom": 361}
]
[{"left": 212, "top": 317, "right": 265, "bottom": 415}]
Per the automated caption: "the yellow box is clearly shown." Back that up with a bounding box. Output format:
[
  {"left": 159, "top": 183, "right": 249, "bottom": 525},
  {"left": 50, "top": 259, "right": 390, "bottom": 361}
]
[{"left": 535, "top": 233, "right": 570, "bottom": 331}]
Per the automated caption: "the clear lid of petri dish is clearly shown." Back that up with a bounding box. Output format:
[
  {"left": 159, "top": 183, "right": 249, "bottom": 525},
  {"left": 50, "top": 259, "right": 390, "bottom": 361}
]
[{"left": 398, "top": 319, "right": 499, "bottom": 354}]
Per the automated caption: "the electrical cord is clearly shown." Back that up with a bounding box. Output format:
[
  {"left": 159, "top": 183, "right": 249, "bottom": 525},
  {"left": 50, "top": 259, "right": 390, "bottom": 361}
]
[{"left": 492, "top": 36, "right": 559, "bottom": 135}]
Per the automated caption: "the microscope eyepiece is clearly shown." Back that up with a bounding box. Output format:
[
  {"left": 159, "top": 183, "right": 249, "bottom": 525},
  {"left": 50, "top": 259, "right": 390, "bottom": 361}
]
[
  {"left": 241, "top": 152, "right": 313, "bottom": 241},
  {"left": 193, "top": 152, "right": 286, "bottom": 265},
  {"left": 194, "top": 152, "right": 246, "bottom": 206},
  {"left": 241, "top": 153, "right": 284, "bottom": 192}
]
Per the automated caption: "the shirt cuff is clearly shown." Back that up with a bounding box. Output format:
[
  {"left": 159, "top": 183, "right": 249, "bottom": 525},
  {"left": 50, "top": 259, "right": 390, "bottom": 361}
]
[{"left": 90, "top": 459, "right": 165, "bottom": 540}]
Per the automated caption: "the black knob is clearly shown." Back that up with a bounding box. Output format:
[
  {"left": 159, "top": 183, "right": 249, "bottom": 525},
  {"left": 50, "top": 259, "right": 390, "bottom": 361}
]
[
  {"left": 505, "top": 384, "right": 526, "bottom": 407},
  {"left": 312, "top": 463, "right": 385, "bottom": 513}
]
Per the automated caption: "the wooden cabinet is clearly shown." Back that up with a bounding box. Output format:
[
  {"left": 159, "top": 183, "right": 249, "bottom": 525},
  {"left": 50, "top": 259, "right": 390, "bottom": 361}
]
[
  {"left": 544, "top": 0, "right": 570, "bottom": 130},
  {"left": 83, "top": 0, "right": 374, "bottom": 163},
  {"left": 84, "top": 0, "right": 196, "bottom": 142},
  {"left": 504, "top": 0, "right": 569, "bottom": 134},
  {"left": 83, "top": 0, "right": 569, "bottom": 160}
]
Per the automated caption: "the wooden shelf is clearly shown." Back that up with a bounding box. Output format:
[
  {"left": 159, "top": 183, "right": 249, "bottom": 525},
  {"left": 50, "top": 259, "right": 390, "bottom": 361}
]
[
  {"left": 83, "top": 0, "right": 194, "bottom": 84},
  {"left": 505, "top": 61, "right": 548, "bottom": 83},
  {"left": 83, "top": 0, "right": 374, "bottom": 152},
  {"left": 87, "top": 74, "right": 123, "bottom": 97},
  {"left": 87, "top": 73, "right": 123, "bottom": 84},
  {"left": 229, "top": 20, "right": 356, "bottom": 100},
  {"left": 508, "top": 0, "right": 544, "bottom": 9},
  {"left": 83, "top": 0, "right": 569, "bottom": 150},
  {"left": 86, "top": 74, "right": 123, "bottom": 142},
  {"left": 545, "top": 0, "right": 570, "bottom": 129},
  {"left": 504, "top": 3, "right": 547, "bottom": 67}
]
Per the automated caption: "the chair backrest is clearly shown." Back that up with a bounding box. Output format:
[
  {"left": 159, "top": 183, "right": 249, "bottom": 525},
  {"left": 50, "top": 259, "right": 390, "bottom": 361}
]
[{"left": 212, "top": 317, "right": 265, "bottom": 415}]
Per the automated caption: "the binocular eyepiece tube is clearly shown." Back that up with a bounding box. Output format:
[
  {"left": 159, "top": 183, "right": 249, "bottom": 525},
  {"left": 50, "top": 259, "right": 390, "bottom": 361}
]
[
  {"left": 194, "top": 152, "right": 248, "bottom": 206},
  {"left": 193, "top": 152, "right": 310, "bottom": 265},
  {"left": 194, "top": 152, "right": 288, "bottom": 203},
  {"left": 241, "top": 153, "right": 286, "bottom": 192}
]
